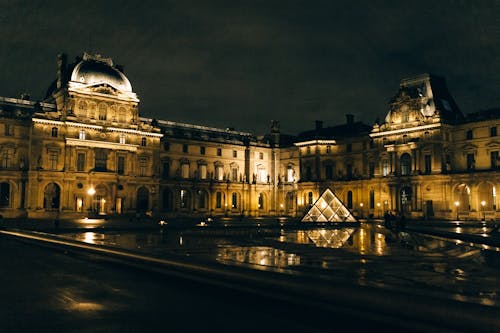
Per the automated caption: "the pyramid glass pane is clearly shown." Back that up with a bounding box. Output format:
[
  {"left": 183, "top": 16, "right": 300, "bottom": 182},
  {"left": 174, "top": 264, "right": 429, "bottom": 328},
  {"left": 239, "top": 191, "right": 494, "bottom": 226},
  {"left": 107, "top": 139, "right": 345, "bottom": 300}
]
[{"left": 301, "top": 188, "right": 357, "bottom": 223}]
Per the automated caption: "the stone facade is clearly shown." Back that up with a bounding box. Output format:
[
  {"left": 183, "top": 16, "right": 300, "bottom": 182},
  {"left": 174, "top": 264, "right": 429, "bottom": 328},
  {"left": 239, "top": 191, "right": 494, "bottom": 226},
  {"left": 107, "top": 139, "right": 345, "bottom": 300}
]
[{"left": 0, "top": 54, "right": 498, "bottom": 221}]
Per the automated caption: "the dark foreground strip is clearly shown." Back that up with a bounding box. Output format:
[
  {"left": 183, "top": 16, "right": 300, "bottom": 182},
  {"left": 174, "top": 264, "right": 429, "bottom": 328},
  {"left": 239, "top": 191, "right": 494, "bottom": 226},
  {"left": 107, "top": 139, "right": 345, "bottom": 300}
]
[{"left": 1, "top": 229, "right": 499, "bottom": 333}]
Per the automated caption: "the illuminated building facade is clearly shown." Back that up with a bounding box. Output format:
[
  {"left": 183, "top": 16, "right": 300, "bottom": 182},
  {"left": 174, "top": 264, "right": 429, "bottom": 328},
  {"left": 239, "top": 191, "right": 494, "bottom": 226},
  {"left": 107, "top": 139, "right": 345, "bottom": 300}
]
[{"left": 0, "top": 54, "right": 498, "bottom": 221}]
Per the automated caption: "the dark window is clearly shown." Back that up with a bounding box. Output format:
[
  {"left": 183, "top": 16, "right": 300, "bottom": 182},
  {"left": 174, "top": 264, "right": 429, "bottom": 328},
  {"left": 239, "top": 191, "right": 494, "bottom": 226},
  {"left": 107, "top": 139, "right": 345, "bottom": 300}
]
[
  {"left": 139, "top": 157, "right": 147, "bottom": 176},
  {"left": 117, "top": 156, "right": 125, "bottom": 175},
  {"left": 400, "top": 153, "right": 412, "bottom": 176},
  {"left": 325, "top": 165, "right": 333, "bottom": 180},
  {"left": 200, "top": 146, "right": 205, "bottom": 155},
  {"left": 162, "top": 162, "right": 169, "bottom": 179},
  {"left": 424, "top": 155, "right": 432, "bottom": 174},
  {"left": 346, "top": 164, "right": 353, "bottom": 178},
  {"left": 308, "top": 192, "right": 313, "bottom": 205},
  {"left": 466, "top": 130, "right": 473, "bottom": 140},
  {"left": 259, "top": 152, "right": 264, "bottom": 159},
  {"left": 183, "top": 144, "right": 188, "bottom": 153},
  {"left": 141, "top": 137, "right": 147, "bottom": 146},
  {"left": 163, "top": 141, "right": 170, "bottom": 151},
  {"left": 233, "top": 150, "right": 237, "bottom": 158},
  {"left": 305, "top": 166, "right": 312, "bottom": 180},
  {"left": 346, "top": 144, "right": 352, "bottom": 153},
  {"left": 94, "top": 149, "right": 108, "bottom": 171},
  {"left": 491, "top": 127, "right": 497, "bottom": 137},
  {"left": 5, "top": 124, "right": 13, "bottom": 136},
  {"left": 369, "top": 190, "right": 375, "bottom": 209},
  {"left": 326, "top": 146, "right": 331, "bottom": 153},
  {"left": 347, "top": 191, "right": 353, "bottom": 209},
  {"left": 231, "top": 168, "right": 238, "bottom": 181},
  {"left": 51, "top": 127, "right": 58, "bottom": 137},
  {"left": 467, "top": 153, "right": 475, "bottom": 171},
  {"left": 368, "top": 162, "right": 375, "bottom": 177},
  {"left": 231, "top": 192, "right": 238, "bottom": 208},
  {"left": 216, "top": 192, "right": 222, "bottom": 208},
  {"left": 491, "top": 151, "right": 499, "bottom": 169},
  {"left": 0, "top": 182, "right": 10, "bottom": 207},
  {"left": 217, "top": 148, "right": 222, "bottom": 156},
  {"left": 49, "top": 151, "right": 58, "bottom": 169},
  {"left": 198, "top": 191, "right": 206, "bottom": 209},
  {"left": 77, "top": 153, "right": 85, "bottom": 172}
]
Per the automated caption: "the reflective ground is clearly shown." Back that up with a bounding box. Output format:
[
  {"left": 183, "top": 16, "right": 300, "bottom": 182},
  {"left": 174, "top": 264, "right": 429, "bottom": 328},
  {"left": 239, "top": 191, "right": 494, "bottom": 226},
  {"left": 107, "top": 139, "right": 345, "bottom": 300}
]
[{"left": 64, "top": 222, "right": 500, "bottom": 308}]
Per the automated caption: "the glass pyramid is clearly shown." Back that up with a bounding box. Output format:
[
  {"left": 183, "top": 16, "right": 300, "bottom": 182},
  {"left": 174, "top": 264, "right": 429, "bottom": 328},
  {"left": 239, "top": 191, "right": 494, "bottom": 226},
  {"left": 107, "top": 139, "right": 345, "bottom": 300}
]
[{"left": 301, "top": 188, "right": 358, "bottom": 223}]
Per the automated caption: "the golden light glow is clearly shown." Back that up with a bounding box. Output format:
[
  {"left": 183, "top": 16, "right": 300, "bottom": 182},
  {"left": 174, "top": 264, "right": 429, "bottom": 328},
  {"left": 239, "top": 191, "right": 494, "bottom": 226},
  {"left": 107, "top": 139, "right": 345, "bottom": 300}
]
[
  {"left": 454, "top": 201, "right": 459, "bottom": 207},
  {"left": 87, "top": 187, "right": 96, "bottom": 195}
]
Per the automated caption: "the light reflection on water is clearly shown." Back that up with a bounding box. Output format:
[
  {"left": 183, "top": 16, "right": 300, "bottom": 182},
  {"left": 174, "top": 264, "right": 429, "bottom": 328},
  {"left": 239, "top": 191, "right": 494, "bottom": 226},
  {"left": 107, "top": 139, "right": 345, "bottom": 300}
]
[{"left": 65, "top": 223, "right": 500, "bottom": 307}]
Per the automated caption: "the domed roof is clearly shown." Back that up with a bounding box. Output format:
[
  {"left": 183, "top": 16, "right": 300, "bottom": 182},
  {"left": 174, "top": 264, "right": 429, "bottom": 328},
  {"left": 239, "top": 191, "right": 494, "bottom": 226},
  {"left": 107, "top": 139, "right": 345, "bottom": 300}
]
[{"left": 70, "top": 53, "right": 132, "bottom": 92}]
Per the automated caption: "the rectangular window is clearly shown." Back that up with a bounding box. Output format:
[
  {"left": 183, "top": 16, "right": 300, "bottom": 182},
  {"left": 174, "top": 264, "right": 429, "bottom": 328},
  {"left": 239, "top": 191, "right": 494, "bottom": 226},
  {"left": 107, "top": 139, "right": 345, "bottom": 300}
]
[
  {"left": 162, "top": 162, "right": 170, "bottom": 179},
  {"left": 233, "top": 150, "right": 237, "bottom": 158},
  {"left": 491, "top": 151, "right": 499, "bottom": 169},
  {"left": 117, "top": 156, "right": 125, "bottom": 175},
  {"left": 139, "top": 157, "right": 148, "bottom": 176},
  {"left": 491, "top": 127, "right": 497, "bottom": 137},
  {"left": 231, "top": 168, "right": 238, "bottom": 181},
  {"left": 200, "top": 146, "right": 205, "bottom": 155},
  {"left": 326, "top": 145, "right": 331, "bottom": 154},
  {"left": 216, "top": 192, "right": 222, "bottom": 209},
  {"left": 217, "top": 148, "right": 222, "bottom": 156},
  {"left": 467, "top": 153, "right": 475, "bottom": 171},
  {"left": 287, "top": 168, "right": 294, "bottom": 182},
  {"left": 368, "top": 162, "right": 375, "bottom": 177},
  {"left": 199, "top": 164, "right": 207, "bottom": 180},
  {"left": 181, "top": 163, "right": 189, "bottom": 178},
  {"left": 382, "top": 159, "right": 390, "bottom": 176},
  {"left": 346, "top": 164, "right": 353, "bottom": 178},
  {"left": 5, "top": 124, "right": 13, "bottom": 136},
  {"left": 183, "top": 144, "right": 188, "bottom": 153},
  {"left": 94, "top": 149, "right": 108, "bottom": 171},
  {"left": 49, "top": 151, "right": 58, "bottom": 169},
  {"left": 51, "top": 127, "right": 58, "bottom": 137},
  {"left": 466, "top": 130, "right": 473, "bottom": 140},
  {"left": 231, "top": 193, "right": 237, "bottom": 208},
  {"left": 1, "top": 149, "right": 13, "bottom": 169},
  {"left": 79, "top": 130, "right": 86, "bottom": 140},
  {"left": 424, "top": 155, "right": 432, "bottom": 174},
  {"left": 259, "top": 152, "right": 264, "bottom": 159},
  {"left": 163, "top": 141, "right": 170, "bottom": 151},
  {"left": 119, "top": 134, "right": 126, "bottom": 144},
  {"left": 76, "top": 197, "right": 83, "bottom": 212},
  {"left": 77, "top": 153, "right": 85, "bottom": 171},
  {"left": 370, "top": 190, "right": 375, "bottom": 209},
  {"left": 325, "top": 165, "right": 333, "bottom": 180},
  {"left": 0, "top": 183, "right": 10, "bottom": 207},
  {"left": 216, "top": 166, "right": 224, "bottom": 181}
]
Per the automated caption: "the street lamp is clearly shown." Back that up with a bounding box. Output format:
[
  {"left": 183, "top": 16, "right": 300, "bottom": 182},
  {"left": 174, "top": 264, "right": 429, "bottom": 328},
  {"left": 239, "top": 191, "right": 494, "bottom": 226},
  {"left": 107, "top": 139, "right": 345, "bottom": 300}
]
[
  {"left": 87, "top": 187, "right": 96, "bottom": 214},
  {"left": 481, "top": 200, "right": 486, "bottom": 221},
  {"left": 377, "top": 202, "right": 381, "bottom": 218},
  {"left": 454, "top": 201, "right": 459, "bottom": 220},
  {"left": 359, "top": 202, "right": 364, "bottom": 219}
]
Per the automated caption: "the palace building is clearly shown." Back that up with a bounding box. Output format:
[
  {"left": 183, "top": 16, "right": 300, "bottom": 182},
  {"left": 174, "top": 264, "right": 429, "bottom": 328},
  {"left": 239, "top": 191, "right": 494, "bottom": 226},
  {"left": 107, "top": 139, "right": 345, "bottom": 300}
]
[{"left": 0, "top": 53, "right": 498, "bottom": 221}]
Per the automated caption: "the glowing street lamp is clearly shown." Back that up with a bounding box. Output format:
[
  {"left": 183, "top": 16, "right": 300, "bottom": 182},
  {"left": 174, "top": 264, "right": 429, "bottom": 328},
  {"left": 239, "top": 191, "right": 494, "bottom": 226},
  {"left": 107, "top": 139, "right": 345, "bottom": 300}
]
[
  {"left": 481, "top": 200, "right": 486, "bottom": 221},
  {"left": 359, "top": 202, "right": 364, "bottom": 219},
  {"left": 88, "top": 187, "right": 96, "bottom": 213},
  {"left": 454, "top": 201, "right": 459, "bottom": 220}
]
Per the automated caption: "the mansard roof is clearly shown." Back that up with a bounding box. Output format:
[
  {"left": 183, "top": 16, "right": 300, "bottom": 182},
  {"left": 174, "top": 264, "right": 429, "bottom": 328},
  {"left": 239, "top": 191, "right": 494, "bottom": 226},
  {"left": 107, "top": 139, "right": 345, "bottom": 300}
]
[{"left": 297, "top": 120, "right": 372, "bottom": 142}]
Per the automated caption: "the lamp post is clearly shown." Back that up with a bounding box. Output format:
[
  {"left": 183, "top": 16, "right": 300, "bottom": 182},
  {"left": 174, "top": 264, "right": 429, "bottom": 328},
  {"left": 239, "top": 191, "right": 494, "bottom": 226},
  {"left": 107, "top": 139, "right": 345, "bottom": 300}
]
[
  {"left": 359, "top": 202, "right": 364, "bottom": 219},
  {"left": 88, "top": 186, "right": 96, "bottom": 214},
  {"left": 377, "top": 202, "right": 381, "bottom": 219},
  {"left": 454, "top": 201, "right": 459, "bottom": 220},
  {"left": 481, "top": 200, "right": 486, "bottom": 221}
]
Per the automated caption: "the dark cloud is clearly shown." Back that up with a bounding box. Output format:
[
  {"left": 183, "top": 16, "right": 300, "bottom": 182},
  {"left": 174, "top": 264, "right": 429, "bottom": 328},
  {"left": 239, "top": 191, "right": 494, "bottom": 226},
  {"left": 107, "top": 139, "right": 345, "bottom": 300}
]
[{"left": 0, "top": 0, "right": 499, "bottom": 134}]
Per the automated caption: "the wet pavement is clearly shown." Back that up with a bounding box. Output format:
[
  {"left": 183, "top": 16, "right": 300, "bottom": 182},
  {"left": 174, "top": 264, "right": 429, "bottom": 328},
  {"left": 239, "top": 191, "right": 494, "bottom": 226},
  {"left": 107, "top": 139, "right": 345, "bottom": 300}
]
[
  {"left": 2, "top": 217, "right": 500, "bottom": 332},
  {"left": 53, "top": 221, "right": 500, "bottom": 308}
]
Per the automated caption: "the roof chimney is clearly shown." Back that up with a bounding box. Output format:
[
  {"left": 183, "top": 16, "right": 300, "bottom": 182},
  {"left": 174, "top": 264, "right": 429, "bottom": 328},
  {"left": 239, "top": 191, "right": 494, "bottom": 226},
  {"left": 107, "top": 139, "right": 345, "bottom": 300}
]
[
  {"left": 315, "top": 120, "right": 323, "bottom": 130},
  {"left": 346, "top": 114, "right": 354, "bottom": 124}
]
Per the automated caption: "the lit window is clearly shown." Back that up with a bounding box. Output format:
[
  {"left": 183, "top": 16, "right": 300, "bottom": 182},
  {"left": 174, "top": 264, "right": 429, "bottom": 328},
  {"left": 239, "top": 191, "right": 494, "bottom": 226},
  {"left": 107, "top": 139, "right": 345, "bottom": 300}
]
[
  {"left": 79, "top": 130, "right": 86, "bottom": 140},
  {"left": 119, "top": 134, "right": 126, "bottom": 144},
  {"left": 181, "top": 163, "right": 189, "bottom": 178},
  {"left": 199, "top": 164, "right": 207, "bottom": 179}
]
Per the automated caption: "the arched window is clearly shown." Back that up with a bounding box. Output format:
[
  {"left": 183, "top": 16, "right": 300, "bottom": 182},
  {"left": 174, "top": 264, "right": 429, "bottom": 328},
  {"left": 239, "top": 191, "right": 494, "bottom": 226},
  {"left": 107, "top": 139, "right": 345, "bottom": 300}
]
[
  {"left": 43, "top": 182, "right": 61, "bottom": 210},
  {"left": 231, "top": 192, "right": 238, "bottom": 209},
  {"left": 137, "top": 187, "right": 149, "bottom": 211},
  {"left": 347, "top": 191, "right": 353, "bottom": 209},
  {"left": 0, "top": 182, "right": 10, "bottom": 207},
  {"left": 141, "top": 137, "right": 147, "bottom": 146},
  {"left": 198, "top": 190, "right": 207, "bottom": 210},
  {"left": 400, "top": 153, "right": 412, "bottom": 176},
  {"left": 179, "top": 189, "right": 190, "bottom": 209},
  {"left": 98, "top": 104, "right": 107, "bottom": 120}
]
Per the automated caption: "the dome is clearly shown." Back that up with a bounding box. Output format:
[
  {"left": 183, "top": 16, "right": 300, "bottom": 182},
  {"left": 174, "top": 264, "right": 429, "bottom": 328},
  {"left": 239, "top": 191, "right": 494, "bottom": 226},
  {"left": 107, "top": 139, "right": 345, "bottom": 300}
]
[{"left": 70, "top": 53, "right": 132, "bottom": 92}]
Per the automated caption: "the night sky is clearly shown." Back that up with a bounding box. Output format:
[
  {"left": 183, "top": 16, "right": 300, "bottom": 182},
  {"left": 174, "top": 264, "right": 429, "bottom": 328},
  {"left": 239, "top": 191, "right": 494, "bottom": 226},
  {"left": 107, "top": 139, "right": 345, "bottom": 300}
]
[{"left": 1, "top": 0, "right": 499, "bottom": 135}]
